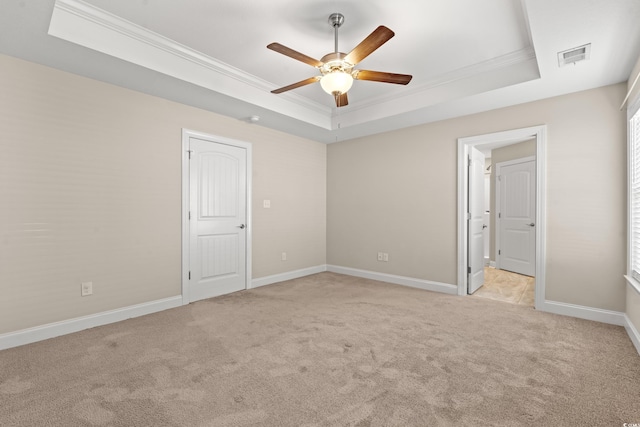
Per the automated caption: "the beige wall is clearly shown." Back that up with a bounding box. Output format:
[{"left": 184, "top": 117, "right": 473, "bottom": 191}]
[
  {"left": 0, "top": 54, "right": 326, "bottom": 334},
  {"left": 328, "top": 83, "right": 627, "bottom": 311},
  {"left": 252, "top": 134, "right": 326, "bottom": 277},
  {"left": 0, "top": 50, "right": 632, "bottom": 337},
  {"left": 328, "top": 125, "right": 458, "bottom": 284},
  {"left": 489, "top": 139, "right": 537, "bottom": 261}
]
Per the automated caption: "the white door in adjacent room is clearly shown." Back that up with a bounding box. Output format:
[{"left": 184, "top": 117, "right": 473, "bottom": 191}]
[
  {"left": 468, "top": 147, "right": 485, "bottom": 294},
  {"left": 188, "top": 137, "right": 248, "bottom": 302},
  {"left": 496, "top": 158, "right": 536, "bottom": 277}
]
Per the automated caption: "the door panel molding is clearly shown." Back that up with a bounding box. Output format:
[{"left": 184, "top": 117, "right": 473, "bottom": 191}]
[
  {"left": 182, "top": 129, "right": 252, "bottom": 305},
  {"left": 457, "top": 125, "right": 546, "bottom": 309}
]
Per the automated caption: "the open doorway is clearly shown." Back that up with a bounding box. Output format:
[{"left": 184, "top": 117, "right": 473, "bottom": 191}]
[
  {"left": 476, "top": 147, "right": 536, "bottom": 306},
  {"left": 457, "top": 126, "right": 547, "bottom": 310}
]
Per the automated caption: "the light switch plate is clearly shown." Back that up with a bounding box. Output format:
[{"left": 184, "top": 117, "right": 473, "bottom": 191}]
[{"left": 81, "top": 282, "right": 93, "bottom": 296}]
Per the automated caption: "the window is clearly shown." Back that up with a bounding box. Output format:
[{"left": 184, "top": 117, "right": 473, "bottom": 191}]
[{"left": 629, "top": 100, "right": 640, "bottom": 286}]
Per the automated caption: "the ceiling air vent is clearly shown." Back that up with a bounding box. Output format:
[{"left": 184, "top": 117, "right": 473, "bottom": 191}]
[{"left": 557, "top": 44, "right": 591, "bottom": 67}]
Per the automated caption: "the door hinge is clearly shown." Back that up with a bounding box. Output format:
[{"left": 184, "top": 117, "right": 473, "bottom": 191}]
[
  {"left": 497, "top": 175, "right": 501, "bottom": 181},
  {"left": 466, "top": 212, "right": 471, "bottom": 220},
  {"left": 187, "top": 150, "right": 192, "bottom": 159},
  {"left": 498, "top": 212, "right": 501, "bottom": 218},
  {"left": 467, "top": 266, "right": 471, "bottom": 274},
  {"left": 188, "top": 211, "right": 191, "bottom": 220},
  {"left": 468, "top": 158, "right": 472, "bottom": 167},
  {"left": 188, "top": 271, "right": 191, "bottom": 280},
  {"left": 498, "top": 250, "right": 501, "bottom": 255}
]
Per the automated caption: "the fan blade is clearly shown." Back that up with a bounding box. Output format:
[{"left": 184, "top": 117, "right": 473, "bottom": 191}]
[
  {"left": 267, "top": 43, "right": 323, "bottom": 68},
  {"left": 344, "top": 26, "right": 395, "bottom": 66},
  {"left": 354, "top": 70, "right": 412, "bottom": 85},
  {"left": 335, "top": 93, "right": 348, "bottom": 107},
  {"left": 271, "top": 76, "right": 321, "bottom": 94}
]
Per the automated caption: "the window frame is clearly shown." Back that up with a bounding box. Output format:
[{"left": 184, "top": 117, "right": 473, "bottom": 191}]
[{"left": 626, "top": 95, "right": 640, "bottom": 293}]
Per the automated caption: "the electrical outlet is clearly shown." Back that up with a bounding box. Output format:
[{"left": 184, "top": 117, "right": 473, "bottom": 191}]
[
  {"left": 377, "top": 252, "right": 384, "bottom": 261},
  {"left": 383, "top": 253, "right": 389, "bottom": 262},
  {"left": 81, "top": 282, "right": 93, "bottom": 296},
  {"left": 263, "top": 200, "right": 271, "bottom": 208},
  {"left": 281, "top": 252, "right": 287, "bottom": 261}
]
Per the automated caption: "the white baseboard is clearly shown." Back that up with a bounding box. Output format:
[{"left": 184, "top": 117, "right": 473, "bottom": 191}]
[
  {"left": 0, "top": 296, "right": 183, "bottom": 351},
  {"left": 5, "top": 273, "right": 636, "bottom": 356},
  {"left": 539, "top": 300, "right": 626, "bottom": 326},
  {"left": 327, "top": 265, "right": 458, "bottom": 295},
  {"left": 489, "top": 261, "right": 496, "bottom": 268},
  {"left": 250, "top": 265, "right": 327, "bottom": 289},
  {"left": 625, "top": 314, "right": 640, "bottom": 355}
]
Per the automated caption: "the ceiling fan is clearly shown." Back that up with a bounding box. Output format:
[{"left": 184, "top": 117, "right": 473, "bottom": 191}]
[{"left": 267, "top": 13, "right": 412, "bottom": 107}]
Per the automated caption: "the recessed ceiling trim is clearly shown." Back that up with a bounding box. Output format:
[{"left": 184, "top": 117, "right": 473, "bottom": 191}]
[
  {"left": 332, "top": 53, "right": 541, "bottom": 130},
  {"left": 422, "top": 47, "right": 537, "bottom": 91},
  {"left": 345, "top": 46, "right": 538, "bottom": 113},
  {"left": 49, "top": 0, "right": 332, "bottom": 128}
]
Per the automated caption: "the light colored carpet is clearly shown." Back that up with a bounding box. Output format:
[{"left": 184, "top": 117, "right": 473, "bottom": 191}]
[
  {"left": 473, "top": 267, "right": 535, "bottom": 306},
  {"left": 1, "top": 272, "right": 639, "bottom": 426}
]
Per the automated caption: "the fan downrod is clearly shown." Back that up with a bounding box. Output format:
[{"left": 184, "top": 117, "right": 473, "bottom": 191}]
[{"left": 328, "top": 13, "right": 345, "bottom": 54}]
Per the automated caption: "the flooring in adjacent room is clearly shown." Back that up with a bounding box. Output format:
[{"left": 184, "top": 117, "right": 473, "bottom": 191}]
[{"left": 472, "top": 266, "right": 535, "bottom": 306}]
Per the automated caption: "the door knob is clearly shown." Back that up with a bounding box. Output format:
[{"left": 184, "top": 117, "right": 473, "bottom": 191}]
[
  {"left": 238, "top": 224, "right": 246, "bottom": 229},
  {"left": 527, "top": 223, "right": 535, "bottom": 227}
]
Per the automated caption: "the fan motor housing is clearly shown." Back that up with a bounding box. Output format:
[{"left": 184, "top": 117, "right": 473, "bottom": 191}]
[{"left": 319, "top": 52, "right": 353, "bottom": 75}]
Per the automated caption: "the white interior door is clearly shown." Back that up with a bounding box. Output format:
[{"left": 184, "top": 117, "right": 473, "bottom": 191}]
[
  {"left": 468, "top": 147, "right": 485, "bottom": 294},
  {"left": 497, "top": 158, "right": 535, "bottom": 276},
  {"left": 484, "top": 172, "right": 491, "bottom": 265},
  {"left": 188, "top": 137, "right": 247, "bottom": 302}
]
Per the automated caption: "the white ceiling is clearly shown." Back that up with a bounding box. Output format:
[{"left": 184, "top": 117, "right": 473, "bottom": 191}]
[{"left": 1, "top": 0, "right": 639, "bottom": 143}]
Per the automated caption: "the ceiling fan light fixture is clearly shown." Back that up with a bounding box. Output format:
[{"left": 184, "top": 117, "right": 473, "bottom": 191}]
[
  {"left": 320, "top": 71, "right": 353, "bottom": 95},
  {"left": 267, "top": 12, "right": 411, "bottom": 107}
]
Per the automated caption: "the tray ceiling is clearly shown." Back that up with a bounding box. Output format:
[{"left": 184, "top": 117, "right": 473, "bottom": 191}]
[{"left": 2, "top": 0, "right": 639, "bottom": 142}]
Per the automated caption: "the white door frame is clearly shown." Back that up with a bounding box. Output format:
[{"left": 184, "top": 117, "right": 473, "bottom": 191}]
[
  {"left": 495, "top": 156, "right": 536, "bottom": 273},
  {"left": 457, "top": 125, "right": 546, "bottom": 309},
  {"left": 181, "top": 129, "right": 252, "bottom": 305}
]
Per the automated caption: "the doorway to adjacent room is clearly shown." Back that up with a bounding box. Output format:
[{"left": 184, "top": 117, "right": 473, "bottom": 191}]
[{"left": 457, "top": 125, "right": 546, "bottom": 309}]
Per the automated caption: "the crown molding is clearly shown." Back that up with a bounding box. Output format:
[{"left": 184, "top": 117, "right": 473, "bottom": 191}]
[
  {"left": 49, "top": 0, "right": 332, "bottom": 128},
  {"left": 332, "top": 49, "right": 539, "bottom": 129},
  {"left": 345, "top": 47, "right": 537, "bottom": 114}
]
